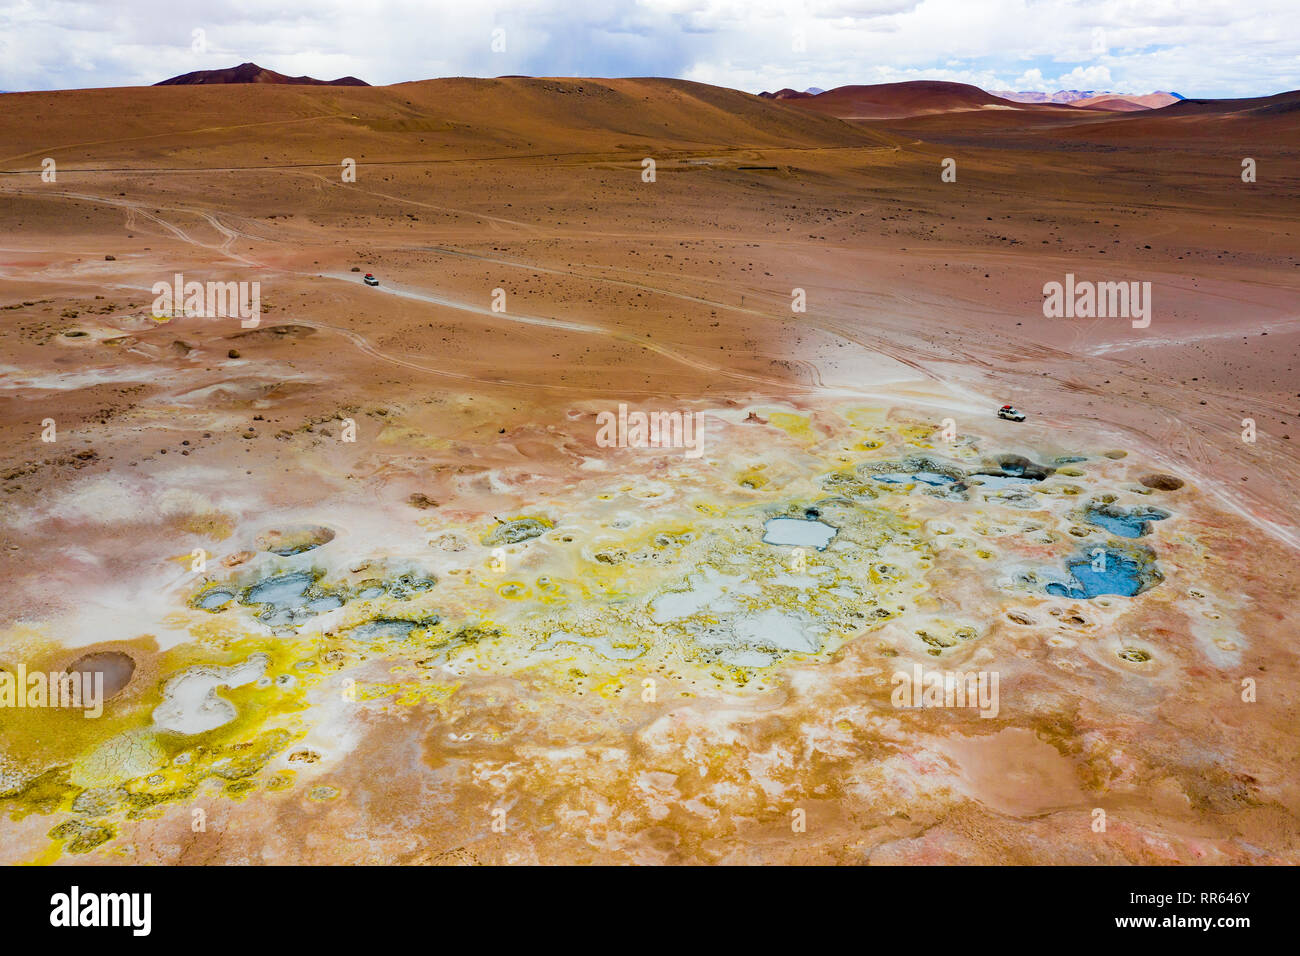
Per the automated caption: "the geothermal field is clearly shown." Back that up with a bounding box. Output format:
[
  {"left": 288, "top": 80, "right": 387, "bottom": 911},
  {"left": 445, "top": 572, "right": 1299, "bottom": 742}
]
[{"left": 0, "top": 76, "right": 1298, "bottom": 865}]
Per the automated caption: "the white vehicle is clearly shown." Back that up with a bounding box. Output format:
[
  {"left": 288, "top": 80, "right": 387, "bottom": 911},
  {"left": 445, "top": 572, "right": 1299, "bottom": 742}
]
[
  {"left": 998, "top": 404, "right": 1026, "bottom": 422},
  {"left": 363, "top": 273, "right": 379, "bottom": 287}
]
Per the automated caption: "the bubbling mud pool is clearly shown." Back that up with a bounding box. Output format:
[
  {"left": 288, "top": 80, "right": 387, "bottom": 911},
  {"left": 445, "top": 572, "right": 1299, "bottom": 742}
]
[
  {"left": 1043, "top": 547, "right": 1161, "bottom": 599},
  {"left": 1, "top": 401, "right": 1210, "bottom": 862}
]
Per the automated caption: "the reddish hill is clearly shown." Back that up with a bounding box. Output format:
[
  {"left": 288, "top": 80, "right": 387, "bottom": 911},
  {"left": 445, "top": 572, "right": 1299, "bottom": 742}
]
[
  {"left": 1157, "top": 89, "right": 1300, "bottom": 116},
  {"left": 1072, "top": 96, "right": 1150, "bottom": 112},
  {"left": 156, "top": 61, "right": 368, "bottom": 87},
  {"left": 1072, "top": 92, "right": 1181, "bottom": 110},
  {"left": 0, "top": 76, "right": 893, "bottom": 172},
  {"left": 785, "top": 81, "right": 1034, "bottom": 120},
  {"left": 883, "top": 87, "right": 1299, "bottom": 143},
  {"left": 1084, "top": 89, "right": 1300, "bottom": 141}
]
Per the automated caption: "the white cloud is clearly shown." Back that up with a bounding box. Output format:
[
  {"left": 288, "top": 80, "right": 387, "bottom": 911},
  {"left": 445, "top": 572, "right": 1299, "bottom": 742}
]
[
  {"left": 1055, "top": 65, "right": 1113, "bottom": 89},
  {"left": 0, "top": 0, "right": 1296, "bottom": 96},
  {"left": 1013, "top": 68, "right": 1046, "bottom": 89}
]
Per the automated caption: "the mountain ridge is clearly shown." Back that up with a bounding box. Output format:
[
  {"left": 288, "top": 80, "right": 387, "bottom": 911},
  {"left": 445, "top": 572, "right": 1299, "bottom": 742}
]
[{"left": 155, "top": 61, "right": 369, "bottom": 87}]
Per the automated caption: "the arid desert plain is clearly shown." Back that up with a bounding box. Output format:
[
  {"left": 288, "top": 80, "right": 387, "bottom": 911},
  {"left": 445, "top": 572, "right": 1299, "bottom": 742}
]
[{"left": 0, "top": 77, "right": 1297, "bottom": 864}]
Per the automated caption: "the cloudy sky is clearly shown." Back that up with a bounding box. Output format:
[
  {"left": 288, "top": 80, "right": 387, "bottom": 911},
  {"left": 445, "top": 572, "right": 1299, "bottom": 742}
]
[{"left": 1, "top": 0, "right": 1296, "bottom": 97}]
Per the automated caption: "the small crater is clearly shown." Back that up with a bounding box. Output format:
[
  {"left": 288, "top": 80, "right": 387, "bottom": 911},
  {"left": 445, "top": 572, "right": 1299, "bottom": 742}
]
[
  {"left": 67, "top": 651, "right": 136, "bottom": 698},
  {"left": 1140, "top": 473, "right": 1184, "bottom": 491},
  {"left": 48, "top": 819, "right": 115, "bottom": 854},
  {"left": 485, "top": 516, "right": 552, "bottom": 546},
  {"left": 195, "top": 587, "right": 235, "bottom": 611},
  {"left": 388, "top": 572, "right": 436, "bottom": 600},
  {"left": 432, "top": 533, "right": 466, "bottom": 552},
  {"left": 256, "top": 525, "right": 335, "bottom": 556}
]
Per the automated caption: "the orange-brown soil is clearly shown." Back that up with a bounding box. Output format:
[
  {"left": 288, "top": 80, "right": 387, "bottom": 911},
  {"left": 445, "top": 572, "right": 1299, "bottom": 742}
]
[{"left": 0, "top": 77, "right": 1296, "bottom": 864}]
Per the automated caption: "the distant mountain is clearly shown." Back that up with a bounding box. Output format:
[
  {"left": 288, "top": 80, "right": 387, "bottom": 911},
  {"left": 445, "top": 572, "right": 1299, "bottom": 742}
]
[
  {"left": 758, "top": 88, "right": 815, "bottom": 100},
  {"left": 1072, "top": 92, "right": 1183, "bottom": 110},
  {"left": 993, "top": 89, "right": 1094, "bottom": 104},
  {"left": 771, "top": 81, "right": 1032, "bottom": 119},
  {"left": 993, "top": 89, "right": 1183, "bottom": 109},
  {"left": 156, "top": 62, "right": 368, "bottom": 87},
  {"left": 763, "top": 82, "right": 1188, "bottom": 119}
]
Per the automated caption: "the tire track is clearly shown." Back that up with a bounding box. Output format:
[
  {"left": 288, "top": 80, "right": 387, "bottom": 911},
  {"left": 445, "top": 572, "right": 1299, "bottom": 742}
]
[{"left": 311, "top": 272, "right": 816, "bottom": 393}]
